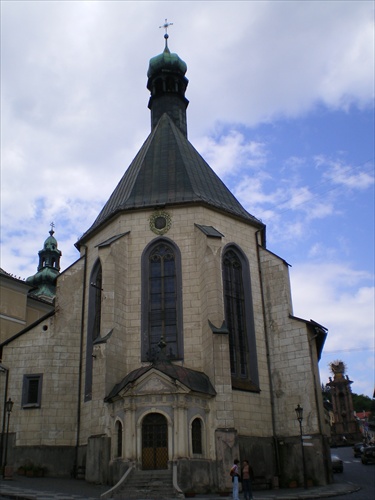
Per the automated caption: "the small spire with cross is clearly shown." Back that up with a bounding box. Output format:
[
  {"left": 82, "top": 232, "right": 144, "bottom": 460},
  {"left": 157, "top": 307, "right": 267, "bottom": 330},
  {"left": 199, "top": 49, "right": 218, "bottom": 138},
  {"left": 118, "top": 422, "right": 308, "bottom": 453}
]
[
  {"left": 159, "top": 18, "right": 173, "bottom": 48},
  {"left": 50, "top": 221, "right": 55, "bottom": 236}
]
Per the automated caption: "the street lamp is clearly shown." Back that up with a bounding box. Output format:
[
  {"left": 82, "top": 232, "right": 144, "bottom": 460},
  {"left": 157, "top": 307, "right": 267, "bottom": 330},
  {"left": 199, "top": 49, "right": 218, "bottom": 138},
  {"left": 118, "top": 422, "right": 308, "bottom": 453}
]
[
  {"left": 3, "top": 398, "right": 14, "bottom": 472},
  {"left": 295, "top": 404, "right": 308, "bottom": 489}
]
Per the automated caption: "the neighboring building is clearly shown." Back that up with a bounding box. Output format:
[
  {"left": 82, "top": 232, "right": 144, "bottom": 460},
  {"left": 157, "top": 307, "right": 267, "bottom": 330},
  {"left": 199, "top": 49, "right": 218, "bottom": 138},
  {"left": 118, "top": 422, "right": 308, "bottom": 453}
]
[
  {"left": 327, "top": 360, "right": 362, "bottom": 445},
  {"left": 0, "top": 266, "right": 54, "bottom": 344},
  {"left": 354, "top": 411, "right": 373, "bottom": 442},
  {"left": 0, "top": 37, "right": 332, "bottom": 493}
]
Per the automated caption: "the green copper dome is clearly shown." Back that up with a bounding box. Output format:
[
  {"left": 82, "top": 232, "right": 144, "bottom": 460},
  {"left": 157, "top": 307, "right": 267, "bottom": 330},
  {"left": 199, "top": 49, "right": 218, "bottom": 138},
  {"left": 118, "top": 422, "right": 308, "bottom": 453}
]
[
  {"left": 147, "top": 46, "right": 187, "bottom": 79},
  {"left": 26, "top": 227, "right": 62, "bottom": 300},
  {"left": 44, "top": 233, "right": 58, "bottom": 251}
]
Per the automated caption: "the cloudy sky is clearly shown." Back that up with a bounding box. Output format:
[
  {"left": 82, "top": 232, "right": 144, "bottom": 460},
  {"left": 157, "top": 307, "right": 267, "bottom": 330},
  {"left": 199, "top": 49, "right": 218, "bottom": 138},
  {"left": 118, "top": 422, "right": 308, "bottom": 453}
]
[{"left": 1, "top": 1, "right": 374, "bottom": 398}]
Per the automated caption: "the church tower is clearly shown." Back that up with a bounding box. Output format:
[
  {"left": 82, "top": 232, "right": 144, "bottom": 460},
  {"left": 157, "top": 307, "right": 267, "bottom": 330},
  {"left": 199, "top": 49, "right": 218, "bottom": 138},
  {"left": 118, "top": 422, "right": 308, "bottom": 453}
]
[
  {"left": 26, "top": 225, "right": 62, "bottom": 301},
  {"left": 147, "top": 30, "right": 189, "bottom": 136}
]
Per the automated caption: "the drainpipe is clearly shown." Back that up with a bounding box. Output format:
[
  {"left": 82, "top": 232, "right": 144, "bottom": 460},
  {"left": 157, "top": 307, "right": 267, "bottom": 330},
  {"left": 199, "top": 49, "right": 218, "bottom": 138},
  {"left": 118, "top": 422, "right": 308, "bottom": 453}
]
[
  {"left": 255, "top": 231, "right": 280, "bottom": 481},
  {"left": 74, "top": 246, "right": 88, "bottom": 477},
  {"left": 308, "top": 330, "right": 330, "bottom": 484},
  {"left": 0, "top": 364, "right": 9, "bottom": 472}
]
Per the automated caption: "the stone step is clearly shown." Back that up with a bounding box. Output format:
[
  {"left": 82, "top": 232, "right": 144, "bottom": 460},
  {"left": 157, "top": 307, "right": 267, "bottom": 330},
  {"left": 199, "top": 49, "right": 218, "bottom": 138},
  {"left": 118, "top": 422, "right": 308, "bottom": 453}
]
[{"left": 113, "top": 468, "right": 181, "bottom": 499}]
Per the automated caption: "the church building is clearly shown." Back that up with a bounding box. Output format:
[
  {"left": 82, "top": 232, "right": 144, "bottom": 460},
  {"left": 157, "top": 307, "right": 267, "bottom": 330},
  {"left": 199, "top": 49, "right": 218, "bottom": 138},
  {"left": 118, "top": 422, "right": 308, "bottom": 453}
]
[{"left": 0, "top": 34, "right": 332, "bottom": 495}]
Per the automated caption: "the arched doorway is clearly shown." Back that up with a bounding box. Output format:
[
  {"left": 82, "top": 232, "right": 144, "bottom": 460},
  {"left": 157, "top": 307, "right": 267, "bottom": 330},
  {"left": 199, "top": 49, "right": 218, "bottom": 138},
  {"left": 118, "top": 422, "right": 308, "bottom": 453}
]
[{"left": 142, "top": 413, "right": 168, "bottom": 469}]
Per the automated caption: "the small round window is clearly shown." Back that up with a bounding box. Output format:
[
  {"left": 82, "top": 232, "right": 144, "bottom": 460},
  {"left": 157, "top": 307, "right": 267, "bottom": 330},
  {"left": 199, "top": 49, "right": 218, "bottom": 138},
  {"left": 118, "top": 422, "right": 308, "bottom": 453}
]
[
  {"left": 149, "top": 212, "right": 172, "bottom": 235},
  {"left": 155, "top": 216, "right": 167, "bottom": 230}
]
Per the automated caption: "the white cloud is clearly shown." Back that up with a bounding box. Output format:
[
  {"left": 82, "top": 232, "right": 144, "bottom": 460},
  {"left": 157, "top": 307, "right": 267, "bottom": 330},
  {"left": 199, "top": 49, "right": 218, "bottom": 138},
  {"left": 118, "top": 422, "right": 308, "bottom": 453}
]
[
  {"left": 196, "top": 131, "right": 267, "bottom": 178},
  {"left": 290, "top": 261, "right": 375, "bottom": 397},
  {"left": 315, "top": 156, "right": 375, "bottom": 190},
  {"left": 290, "top": 262, "right": 374, "bottom": 350}
]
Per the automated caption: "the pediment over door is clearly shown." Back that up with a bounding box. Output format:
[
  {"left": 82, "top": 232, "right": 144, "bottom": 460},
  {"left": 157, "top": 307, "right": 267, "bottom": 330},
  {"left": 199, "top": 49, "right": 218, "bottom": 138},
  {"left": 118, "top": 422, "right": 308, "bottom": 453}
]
[
  {"left": 105, "top": 361, "right": 216, "bottom": 403},
  {"left": 120, "top": 369, "right": 190, "bottom": 397}
]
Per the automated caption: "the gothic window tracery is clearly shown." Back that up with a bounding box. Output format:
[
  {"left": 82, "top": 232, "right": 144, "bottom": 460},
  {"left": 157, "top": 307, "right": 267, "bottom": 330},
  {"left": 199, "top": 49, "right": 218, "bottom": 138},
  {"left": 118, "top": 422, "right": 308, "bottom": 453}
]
[
  {"left": 222, "top": 245, "right": 259, "bottom": 391},
  {"left": 142, "top": 239, "right": 183, "bottom": 361}
]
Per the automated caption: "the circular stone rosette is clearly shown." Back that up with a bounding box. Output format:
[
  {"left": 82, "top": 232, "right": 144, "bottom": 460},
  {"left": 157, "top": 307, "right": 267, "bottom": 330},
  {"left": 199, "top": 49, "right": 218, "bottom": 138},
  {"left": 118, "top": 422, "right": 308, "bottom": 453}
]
[{"left": 149, "top": 211, "right": 172, "bottom": 235}]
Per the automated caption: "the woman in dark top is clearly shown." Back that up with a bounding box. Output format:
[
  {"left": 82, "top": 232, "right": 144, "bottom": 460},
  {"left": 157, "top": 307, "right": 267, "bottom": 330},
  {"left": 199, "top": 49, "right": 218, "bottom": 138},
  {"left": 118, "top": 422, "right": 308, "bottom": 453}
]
[{"left": 241, "top": 459, "right": 253, "bottom": 500}]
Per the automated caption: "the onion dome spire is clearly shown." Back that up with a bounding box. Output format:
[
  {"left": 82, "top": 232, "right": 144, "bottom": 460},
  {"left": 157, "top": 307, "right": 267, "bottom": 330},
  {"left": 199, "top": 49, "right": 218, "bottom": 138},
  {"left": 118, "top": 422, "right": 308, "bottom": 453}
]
[
  {"left": 147, "top": 20, "right": 189, "bottom": 137},
  {"left": 26, "top": 223, "right": 62, "bottom": 301}
]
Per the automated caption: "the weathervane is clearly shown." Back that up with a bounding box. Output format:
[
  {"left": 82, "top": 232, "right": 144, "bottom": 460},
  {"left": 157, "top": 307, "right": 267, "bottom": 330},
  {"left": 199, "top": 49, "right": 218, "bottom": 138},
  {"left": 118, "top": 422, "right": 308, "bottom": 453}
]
[{"left": 159, "top": 18, "right": 173, "bottom": 48}]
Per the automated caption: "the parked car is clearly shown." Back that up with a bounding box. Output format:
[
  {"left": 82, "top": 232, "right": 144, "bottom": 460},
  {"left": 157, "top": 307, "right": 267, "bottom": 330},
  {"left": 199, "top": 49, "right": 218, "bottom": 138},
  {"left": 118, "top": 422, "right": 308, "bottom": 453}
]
[
  {"left": 331, "top": 453, "right": 344, "bottom": 472},
  {"left": 353, "top": 442, "right": 367, "bottom": 457},
  {"left": 361, "top": 446, "right": 375, "bottom": 465}
]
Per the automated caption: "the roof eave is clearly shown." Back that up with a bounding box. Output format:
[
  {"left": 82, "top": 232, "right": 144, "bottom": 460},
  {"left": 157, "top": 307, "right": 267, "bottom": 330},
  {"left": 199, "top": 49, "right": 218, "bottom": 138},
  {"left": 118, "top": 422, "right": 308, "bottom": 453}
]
[{"left": 76, "top": 200, "right": 265, "bottom": 249}]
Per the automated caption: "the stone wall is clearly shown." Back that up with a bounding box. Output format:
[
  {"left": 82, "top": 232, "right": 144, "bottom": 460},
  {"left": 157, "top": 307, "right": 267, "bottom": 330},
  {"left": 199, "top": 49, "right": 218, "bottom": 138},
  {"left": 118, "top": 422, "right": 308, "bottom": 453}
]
[
  {"left": 259, "top": 247, "right": 320, "bottom": 437},
  {"left": 8, "top": 434, "right": 76, "bottom": 477}
]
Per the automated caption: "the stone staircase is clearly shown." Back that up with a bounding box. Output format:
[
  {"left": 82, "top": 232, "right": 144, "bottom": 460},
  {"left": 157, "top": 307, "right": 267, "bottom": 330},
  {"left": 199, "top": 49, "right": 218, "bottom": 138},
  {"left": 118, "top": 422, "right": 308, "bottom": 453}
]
[{"left": 113, "top": 468, "right": 182, "bottom": 499}]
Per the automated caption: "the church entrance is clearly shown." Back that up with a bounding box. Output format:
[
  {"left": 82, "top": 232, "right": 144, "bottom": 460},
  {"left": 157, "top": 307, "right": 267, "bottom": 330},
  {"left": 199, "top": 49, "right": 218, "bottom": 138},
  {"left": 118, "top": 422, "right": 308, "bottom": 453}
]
[{"left": 142, "top": 413, "right": 168, "bottom": 469}]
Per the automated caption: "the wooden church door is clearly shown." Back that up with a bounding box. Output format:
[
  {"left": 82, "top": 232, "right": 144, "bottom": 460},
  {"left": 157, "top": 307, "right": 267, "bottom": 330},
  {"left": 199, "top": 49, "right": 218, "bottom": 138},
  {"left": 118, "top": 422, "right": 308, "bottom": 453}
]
[{"left": 142, "top": 413, "right": 168, "bottom": 469}]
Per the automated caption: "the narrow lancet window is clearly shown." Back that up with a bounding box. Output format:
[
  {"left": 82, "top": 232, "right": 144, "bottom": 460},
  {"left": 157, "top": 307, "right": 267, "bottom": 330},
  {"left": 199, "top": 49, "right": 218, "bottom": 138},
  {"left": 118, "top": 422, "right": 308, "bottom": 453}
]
[
  {"left": 85, "top": 259, "right": 102, "bottom": 401},
  {"left": 142, "top": 239, "right": 183, "bottom": 361},
  {"left": 192, "top": 418, "right": 203, "bottom": 454},
  {"left": 222, "top": 246, "right": 259, "bottom": 391}
]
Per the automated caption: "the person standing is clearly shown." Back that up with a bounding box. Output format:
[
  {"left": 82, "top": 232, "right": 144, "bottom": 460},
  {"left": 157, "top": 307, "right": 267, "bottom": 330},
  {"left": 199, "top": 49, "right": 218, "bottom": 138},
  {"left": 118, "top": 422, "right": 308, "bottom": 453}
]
[
  {"left": 230, "top": 459, "right": 240, "bottom": 500},
  {"left": 241, "top": 459, "right": 253, "bottom": 500}
]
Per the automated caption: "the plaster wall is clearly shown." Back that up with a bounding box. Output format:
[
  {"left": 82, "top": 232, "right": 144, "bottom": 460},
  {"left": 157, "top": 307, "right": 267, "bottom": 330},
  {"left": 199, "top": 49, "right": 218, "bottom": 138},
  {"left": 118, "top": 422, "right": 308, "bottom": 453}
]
[{"left": 0, "top": 277, "right": 53, "bottom": 343}]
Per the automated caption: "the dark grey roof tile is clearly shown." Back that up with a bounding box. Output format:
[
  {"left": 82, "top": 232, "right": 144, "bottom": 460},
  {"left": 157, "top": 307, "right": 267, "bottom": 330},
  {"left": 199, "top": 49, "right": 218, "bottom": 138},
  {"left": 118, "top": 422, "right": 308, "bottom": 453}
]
[{"left": 77, "top": 114, "right": 263, "bottom": 246}]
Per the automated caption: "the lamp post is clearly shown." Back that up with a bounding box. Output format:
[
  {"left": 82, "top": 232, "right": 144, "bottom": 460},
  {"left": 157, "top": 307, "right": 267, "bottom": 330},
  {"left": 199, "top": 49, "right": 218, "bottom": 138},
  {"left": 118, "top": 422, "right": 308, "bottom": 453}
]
[
  {"left": 3, "top": 398, "right": 14, "bottom": 472},
  {"left": 295, "top": 404, "right": 308, "bottom": 489}
]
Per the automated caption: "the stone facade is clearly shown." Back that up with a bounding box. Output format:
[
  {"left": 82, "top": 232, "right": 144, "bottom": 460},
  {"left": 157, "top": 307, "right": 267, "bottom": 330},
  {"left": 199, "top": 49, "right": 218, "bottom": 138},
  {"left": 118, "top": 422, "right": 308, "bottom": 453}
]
[
  {"left": 0, "top": 42, "right": 332, "bottom": 493},
  {"left": 1, "top": 206, "right": 331, "bottom": 489}
]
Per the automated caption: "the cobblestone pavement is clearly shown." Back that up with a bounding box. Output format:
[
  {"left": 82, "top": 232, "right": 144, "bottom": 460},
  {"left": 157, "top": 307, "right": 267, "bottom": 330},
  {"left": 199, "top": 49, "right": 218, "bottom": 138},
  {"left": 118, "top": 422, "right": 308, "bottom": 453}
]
[{"left": 0, "top": 476, "right": 360, "bottom": 500}]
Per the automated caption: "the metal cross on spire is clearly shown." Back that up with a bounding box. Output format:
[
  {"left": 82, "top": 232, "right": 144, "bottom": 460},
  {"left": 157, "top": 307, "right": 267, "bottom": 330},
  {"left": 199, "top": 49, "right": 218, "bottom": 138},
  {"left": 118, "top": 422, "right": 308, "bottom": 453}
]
[
  {"left": 159, "top": 18, "right": 173, "bottom": 34},
  {"left": 159, "top": 18, "right": 173, "bottom": 48},
  {"left": 50, "top": 221, "right": 55, "bottom": 235}
]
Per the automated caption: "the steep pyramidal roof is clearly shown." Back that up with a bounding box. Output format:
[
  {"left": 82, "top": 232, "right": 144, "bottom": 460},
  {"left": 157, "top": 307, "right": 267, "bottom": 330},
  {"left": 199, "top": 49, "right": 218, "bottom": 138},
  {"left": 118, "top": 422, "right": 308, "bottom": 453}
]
[{"left": 77, "top": 43, "right": 264, "bottom": 246}]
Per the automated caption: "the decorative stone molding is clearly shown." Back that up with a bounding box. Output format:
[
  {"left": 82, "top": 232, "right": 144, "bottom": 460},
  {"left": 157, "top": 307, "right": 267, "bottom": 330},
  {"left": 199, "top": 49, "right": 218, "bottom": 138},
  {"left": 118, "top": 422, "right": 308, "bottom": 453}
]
[{"left": 149, "top": 211, "right": 172, "bottom": 235}]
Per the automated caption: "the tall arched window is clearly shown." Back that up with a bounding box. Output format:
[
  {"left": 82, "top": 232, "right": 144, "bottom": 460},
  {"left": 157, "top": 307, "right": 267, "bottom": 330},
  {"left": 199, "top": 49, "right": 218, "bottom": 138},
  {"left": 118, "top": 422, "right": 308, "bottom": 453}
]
[
  {"left": 222, "top": 245, "right": 259, "bottom": 391},
  {"left": 192, "top": 418, "right": 203, "bottom": 454},
  {"left": 115, "top": 420, "right": 123, "bottom": 458},
  {"left": 142, "top": 239, "right": 183, "bottom": 361},
  {"left": 85, "top": 259, "right": 102, "bottom": 401}
]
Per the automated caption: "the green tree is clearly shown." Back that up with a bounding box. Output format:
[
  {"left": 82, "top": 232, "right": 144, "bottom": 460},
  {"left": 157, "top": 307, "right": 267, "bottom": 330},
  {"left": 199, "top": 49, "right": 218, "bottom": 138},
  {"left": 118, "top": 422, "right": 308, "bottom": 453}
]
[
  {"left": 321, "top": 386, "right": 372, "bottom": 414},
  {"left": 351, "top": 393, "right": 372, "bottom": 413}
]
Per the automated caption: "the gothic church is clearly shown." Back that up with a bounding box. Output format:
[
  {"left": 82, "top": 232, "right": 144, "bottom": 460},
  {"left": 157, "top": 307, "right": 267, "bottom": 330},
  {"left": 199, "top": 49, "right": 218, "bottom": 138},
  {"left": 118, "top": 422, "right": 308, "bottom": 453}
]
[{"left": 0, "top": 35, "right": 332, "bottom": 494}]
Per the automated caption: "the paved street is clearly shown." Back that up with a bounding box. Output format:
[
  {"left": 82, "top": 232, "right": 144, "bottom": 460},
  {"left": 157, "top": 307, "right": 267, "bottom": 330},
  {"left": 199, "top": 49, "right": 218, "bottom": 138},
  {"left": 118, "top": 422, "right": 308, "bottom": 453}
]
[
  {"left": 0, "top": 474, "right": 360, "bottom": 500},
  {"left": 1, "top": 446, "right": 373, "bottom": 500},
  {"left": 327, "top": 446, "right": 375, "bottom": 500}
]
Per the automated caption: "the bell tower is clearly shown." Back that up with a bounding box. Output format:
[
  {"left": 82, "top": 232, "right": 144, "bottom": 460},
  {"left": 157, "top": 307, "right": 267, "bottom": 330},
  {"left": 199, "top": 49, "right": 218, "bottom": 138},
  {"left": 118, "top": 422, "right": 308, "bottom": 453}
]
[
  {"left": 147, "top": 21, "right": 189, "bottom": 137},
  {"left": 26, "top": 224, "right": 62, "bottom": 301}
]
